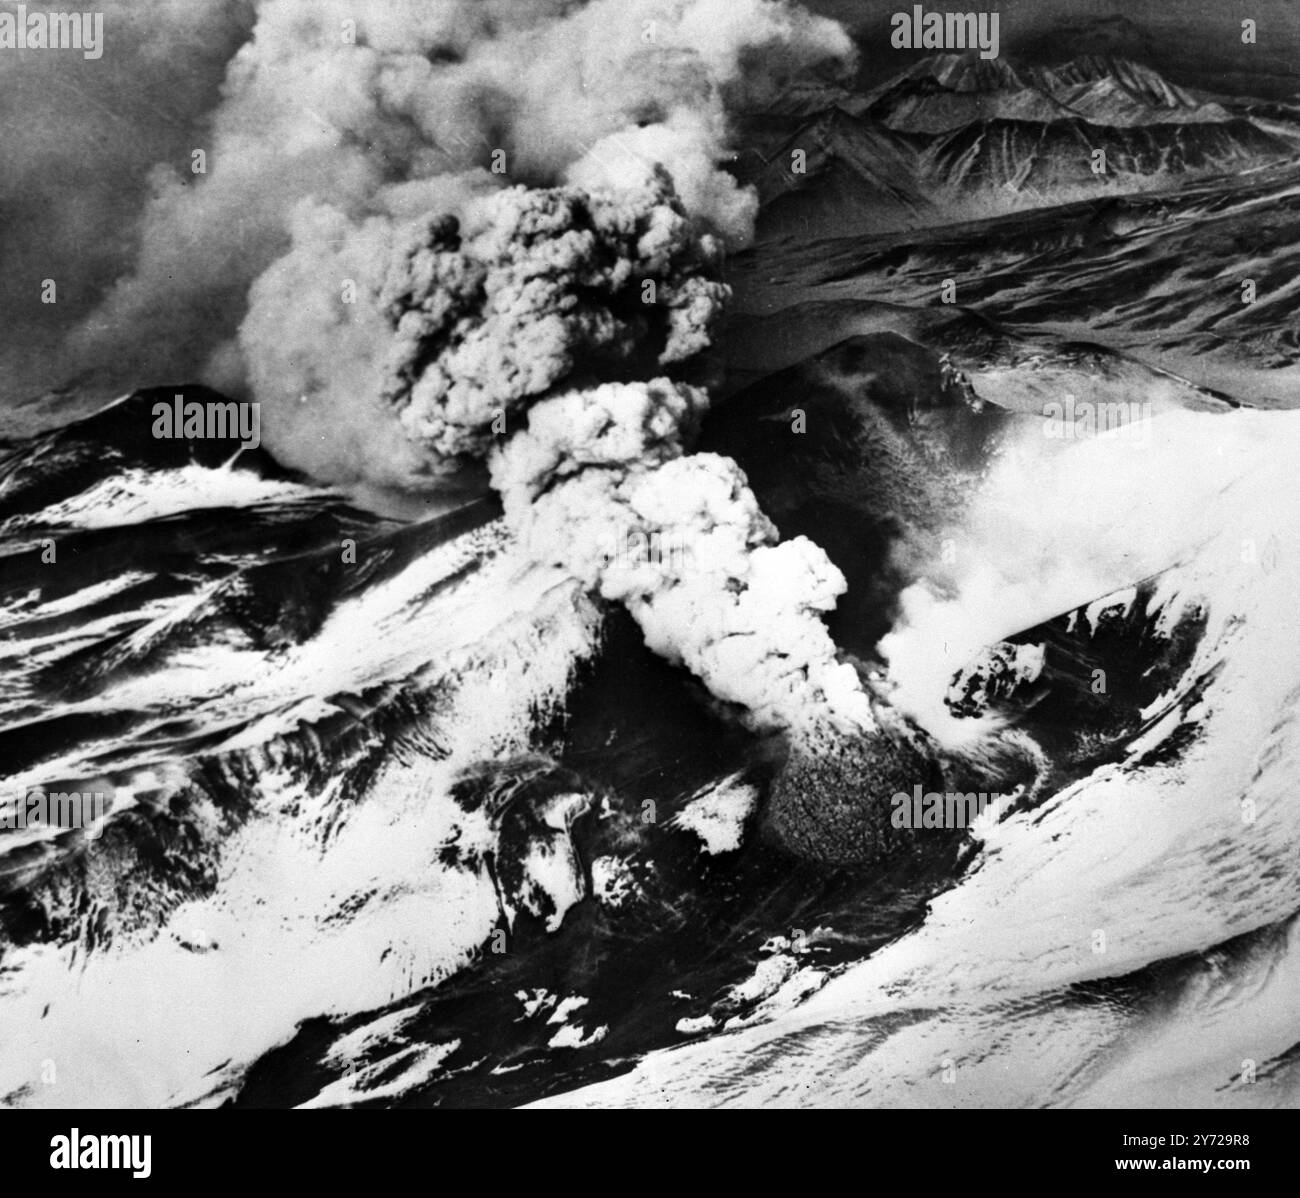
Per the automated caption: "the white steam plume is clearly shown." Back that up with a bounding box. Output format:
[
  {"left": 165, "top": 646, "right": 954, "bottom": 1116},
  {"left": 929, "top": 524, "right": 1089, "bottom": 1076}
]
[{"left": 492, "top": 383, "right": 876, "bottom": 735}]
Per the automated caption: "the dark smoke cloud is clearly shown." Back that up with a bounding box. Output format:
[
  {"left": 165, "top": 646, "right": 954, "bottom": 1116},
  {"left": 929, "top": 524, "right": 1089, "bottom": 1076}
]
[
  {"left": 9, "top": 0, "right": 874, "bottom": 736},
  {"left": 224, "top": 0, "right": 869, "bottom": 733},
  {"left": 242, "top": 171, "right": 728, "bottom": 487},
  {"left": 27, "top": 0, "right": 849, "bottom": 410}
]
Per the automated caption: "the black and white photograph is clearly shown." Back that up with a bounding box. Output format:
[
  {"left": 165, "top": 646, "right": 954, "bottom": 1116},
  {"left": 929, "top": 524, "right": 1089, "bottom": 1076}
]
[{"left": 0, "top": 0, "right": 1297, "bottom": 1146}]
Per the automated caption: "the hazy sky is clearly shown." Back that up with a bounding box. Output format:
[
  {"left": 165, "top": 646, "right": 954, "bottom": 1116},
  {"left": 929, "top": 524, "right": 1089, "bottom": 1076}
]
[{"left": 810, "top": 0, "right": 1300, "bottom": 93}]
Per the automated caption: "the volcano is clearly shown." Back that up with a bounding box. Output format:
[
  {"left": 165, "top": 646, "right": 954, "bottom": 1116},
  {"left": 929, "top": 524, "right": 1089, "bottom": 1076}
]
[{"left": 2, "top": 14, "right": 1300, "bottom": 1117}]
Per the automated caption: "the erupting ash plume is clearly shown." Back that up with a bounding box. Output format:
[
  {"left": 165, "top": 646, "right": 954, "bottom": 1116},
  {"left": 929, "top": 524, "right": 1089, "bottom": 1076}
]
[
  {"left": 492, "top": 382, "right": 876, "bottom": 735},
  {"left": 231, "top": 0, "right": 867, "bottom": 736},
  {"left": 245, "top": 164, "right": 874, "bottom": 734},
  {"left": 71, "top": 0, "right": 871, "bottom": 736},
  {"left": 242, "top": 171, "right": 729, "bottom": 487},
  {"left": 61, "top": 0, "right": 853, "bottom": 393}
]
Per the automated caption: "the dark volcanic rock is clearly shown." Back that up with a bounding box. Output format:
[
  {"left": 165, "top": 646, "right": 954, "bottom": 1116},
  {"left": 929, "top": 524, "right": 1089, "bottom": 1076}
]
[{"left": 765, "top": 724, "right": 947, "bottom": 866}]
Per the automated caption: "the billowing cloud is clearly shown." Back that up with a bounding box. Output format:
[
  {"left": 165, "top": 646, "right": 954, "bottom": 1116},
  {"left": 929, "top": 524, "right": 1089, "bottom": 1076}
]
[
  {"left": 16, "top": 0, "right": 870, "bottom": 736},
  {"left": 490, "top": 380, "right": 876, "bottom": 735},
  {"left": 241, "top": 171, "right": 729, "bottom": 487},
  {"left": 51, "top": 0, "right": 852, "bottom": 401}
]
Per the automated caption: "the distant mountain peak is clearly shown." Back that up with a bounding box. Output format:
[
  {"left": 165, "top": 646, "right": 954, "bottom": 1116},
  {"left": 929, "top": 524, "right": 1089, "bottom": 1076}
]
[
  {"left": 853, "top": 52, "right": 1228, "bottom": 136},
  {"left": 1031, "top": 55, "right": 1199, "bottom": 110},
  {"left": 860, "top": 52, "right": 1028, "bottom": 107},
  {"left": 866, "top": 52, "right": 1193, "bottom": 105},
  {"left": 736, "top": 49, "right": 1298, "bottom": 244}
]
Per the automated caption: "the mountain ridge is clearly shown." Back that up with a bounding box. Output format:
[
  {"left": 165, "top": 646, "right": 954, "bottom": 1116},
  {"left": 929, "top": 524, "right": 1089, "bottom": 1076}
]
[{"left": 734, "top": 52, "right": 1300, "bottom": 241}]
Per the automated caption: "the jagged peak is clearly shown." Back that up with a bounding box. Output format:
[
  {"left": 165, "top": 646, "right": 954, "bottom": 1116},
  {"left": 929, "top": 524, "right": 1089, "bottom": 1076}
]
[
  {"left": 1029, "top": 55, "right": 1198, "bottom": 109},
  {"left": 861, "top": 52, "right": 1029, "bottom": 107},
  {"left": 863, "top": 52, "right": 1196, "bottom": 112}
]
